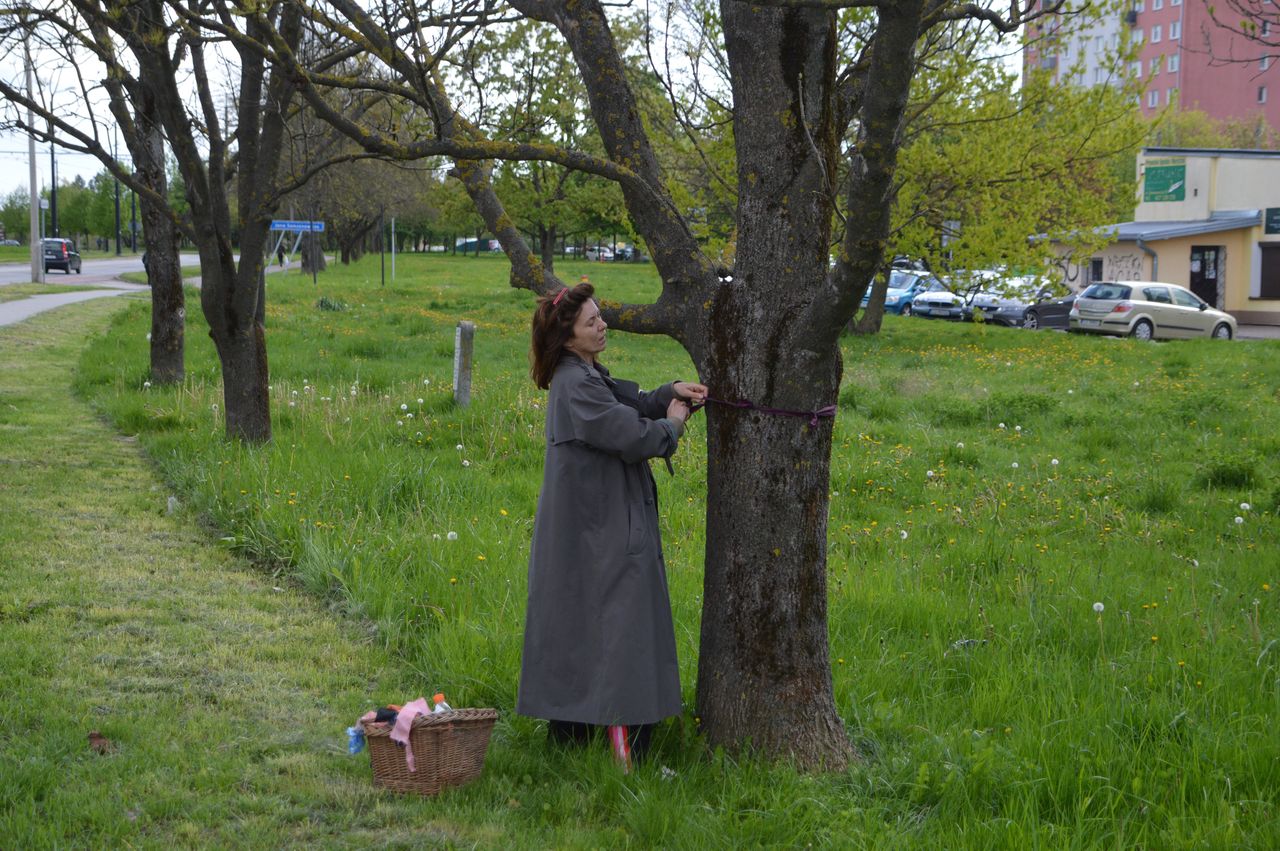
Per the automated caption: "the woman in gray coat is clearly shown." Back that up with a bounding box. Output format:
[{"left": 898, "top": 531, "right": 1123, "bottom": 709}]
[{"left": 517, "top": 282, "right": 706, "bottom": 764}]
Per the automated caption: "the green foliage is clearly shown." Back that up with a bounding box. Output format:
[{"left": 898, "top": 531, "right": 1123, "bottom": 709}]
[{"left": 58, "top": 256, "right": 1280, "bottom": 846}]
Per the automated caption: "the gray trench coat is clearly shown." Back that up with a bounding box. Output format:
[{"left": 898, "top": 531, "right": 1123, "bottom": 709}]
[{"left": 516, "top": 354, "right": 685, "bottom": 726}]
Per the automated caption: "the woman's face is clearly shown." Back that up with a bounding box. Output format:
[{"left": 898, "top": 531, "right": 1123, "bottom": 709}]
[{"left": 565, "top": 299, "right": 607, "bottom": 361}]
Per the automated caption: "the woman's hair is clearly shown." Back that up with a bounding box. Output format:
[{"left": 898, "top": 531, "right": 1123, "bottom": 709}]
[{"left": 530, "top": 282, "right": 595, "bottom": 389}]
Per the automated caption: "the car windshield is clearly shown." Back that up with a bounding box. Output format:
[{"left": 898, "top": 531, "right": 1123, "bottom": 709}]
[{"left": 1081, "top": 283, "right": 1132, "bottom": 300}]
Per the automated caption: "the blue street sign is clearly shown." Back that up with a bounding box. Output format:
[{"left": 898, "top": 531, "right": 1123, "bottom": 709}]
[{"left": 269, "top": 220, "right": 325, "bottom": 232}]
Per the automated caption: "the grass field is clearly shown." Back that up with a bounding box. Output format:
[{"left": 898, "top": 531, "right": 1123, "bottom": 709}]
[
  {"left": 32, "top": 254, "right": 1280, "bottom": 845},
  {"left": 0, "top": 283, "right": 105, "bottom": 303}
]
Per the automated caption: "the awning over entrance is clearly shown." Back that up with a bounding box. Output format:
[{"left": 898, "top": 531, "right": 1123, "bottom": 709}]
[{"left": 1103, "top": 210, "right": 1262, "bottom": 242}]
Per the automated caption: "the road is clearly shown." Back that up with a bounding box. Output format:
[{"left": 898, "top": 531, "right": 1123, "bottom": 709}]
[{"left": 0, "top": 253, "right": 201, "bottom": 287}]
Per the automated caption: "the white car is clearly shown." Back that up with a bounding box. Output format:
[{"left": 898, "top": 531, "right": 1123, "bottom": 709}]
[
  {"left": 584, "top": 246, "right": 614, "bottom": 261},
  {"left": 910, "top": 280, "right": 966, "bottom": 319},
  {"left": 1069, "top": 281, "right": 1236, "bottom": 340}
]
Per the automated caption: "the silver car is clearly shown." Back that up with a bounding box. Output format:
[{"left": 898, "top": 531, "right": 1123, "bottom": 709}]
[{"left": 1068, "top": 281, "right": 1236, "bottom": 340}]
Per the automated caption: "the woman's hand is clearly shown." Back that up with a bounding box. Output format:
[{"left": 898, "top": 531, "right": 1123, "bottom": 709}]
[
  {"left": 673, "top": 381, "right": 708, "bottom": 405},
  {"left": 666, "top": 397, "right": 690, "bottom": 424}
]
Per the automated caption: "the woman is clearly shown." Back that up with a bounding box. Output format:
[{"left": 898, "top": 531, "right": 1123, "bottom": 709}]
[{"left": 517, "top": 282, "right": 706, "bottom": 765}]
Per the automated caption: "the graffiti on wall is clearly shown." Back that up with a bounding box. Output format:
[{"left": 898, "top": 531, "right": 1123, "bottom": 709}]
[{"left": 1106, "top": 253, "right": 1146, "bottom": 281}]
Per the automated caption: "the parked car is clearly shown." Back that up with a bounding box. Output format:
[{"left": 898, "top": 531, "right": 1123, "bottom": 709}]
[
  {"left": 1, "top": 238, "right": 20, "bottom": 246},
  {"left": 1068, "top": 281, "right": 1236, "bottom": 340},
  {"left": 977, "top": 278, "right": 1063, "bottom": 327},
  {"left": 861, "top": 270, "right": 940, "bottom": 316},
  {"left": 584, "top": 246, "right": 614, "bottom": 261},
  {"left": 910, "top": 280, "right": 966, "bottom": 320},
  {"left": 42, "top": 238, "right": 82, "bottom": 274},
  {"left": 1021, "top": 289, "right": 1078, "bottom": 330}
]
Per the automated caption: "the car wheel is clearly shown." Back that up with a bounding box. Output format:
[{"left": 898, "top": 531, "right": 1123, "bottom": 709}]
[
  {"left": 901, "top": 303, "right": 912, "bottom": 317},
  {"left": 1131, "top": 319, "right": 1154, "bottom": 341},
  {"left": 1212, "top": 323, "right": 1232, "bottom": 340},
  {"left": 1023, "top": 311, "right": 1039, "bottom": 330}
]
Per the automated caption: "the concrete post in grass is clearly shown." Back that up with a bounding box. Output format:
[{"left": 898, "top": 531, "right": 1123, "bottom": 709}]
[{"left": 453, "top": 320, "right": 475, "bottom": 407}]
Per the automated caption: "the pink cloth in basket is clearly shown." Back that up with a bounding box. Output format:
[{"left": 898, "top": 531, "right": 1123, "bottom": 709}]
[{"left": 389, "top": 697, "right": 433, "bottom": 772}]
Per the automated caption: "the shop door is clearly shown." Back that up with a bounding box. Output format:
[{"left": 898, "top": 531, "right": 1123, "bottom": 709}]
[{"left": 1189, "top": 246, "right": 1221, "bottom": 306}]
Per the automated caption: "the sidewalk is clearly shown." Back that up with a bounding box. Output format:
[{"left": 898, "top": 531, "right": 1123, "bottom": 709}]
[
  {"left": 1237, "top": 324, "right": 1280, "bottom": 340},
  {"left": 0, "top": 284, "right": 147, "bottom": 327},
  {"left": 0, "top": 300, "right": 446, "bottom": 845}
]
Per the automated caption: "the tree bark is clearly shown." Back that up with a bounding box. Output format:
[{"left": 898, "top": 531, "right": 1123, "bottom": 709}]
[
  {"left": 689, "top": 5, "right": 852, "bottom": 770},
  {"left": 143, "top": 204, "right": 184, "bottom": 383}
]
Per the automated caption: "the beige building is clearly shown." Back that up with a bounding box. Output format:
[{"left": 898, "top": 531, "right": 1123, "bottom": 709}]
[{"left": 1059, "top": 147, "right": 1280, "bottom": 326}]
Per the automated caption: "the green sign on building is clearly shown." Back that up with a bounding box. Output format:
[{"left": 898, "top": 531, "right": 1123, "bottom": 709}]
[
  {"left": 1143, "top": 157, "right": 1187, "bottom": 202},
  {"left": 1266, "top": 207, "right": 1280, "bottom": 235}
]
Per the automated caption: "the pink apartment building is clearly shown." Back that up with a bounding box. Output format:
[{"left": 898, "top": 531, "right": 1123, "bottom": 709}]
[{"left": 1025, "top": 1, "right": 1280, "bottom": 128}]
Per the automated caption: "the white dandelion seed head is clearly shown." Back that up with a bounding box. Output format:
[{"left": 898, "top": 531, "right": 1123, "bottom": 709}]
[
  {"left": 1093, "top": 602, "right": 1104, "bottom": 613},
  {"left": 446, "top": 531, "right": 458, "bottom": 541},
  {"left": 1011, "top": 461, "right": 1019, "bottom": 469},
  {"left": 400, "top": 403, "right": 408, "bottom": 411},
  {"left": 956, "top": 442, "right": 965, "bottom": 449},
  {"left": 1240, "top": 502, "right": 1251, "bottom": 512},
  {"left": 211, "top": 404, "right": 218, "bottom": 412},
  {"left": 145, "top": 333, "right": 151, "bottom": 341},
  {"left": 406, "top": 412, "right": 414, "bottom": 419},
  {"left": 1133, "top": 381, "right": 1140, "bottom": 387},
  {"left": 1015, "top": 425, "right": 1022, "bottom": 432},
  {"left": 289, "top": 400, "right": 296, "bottom": 407},
  {"left": 1052, "top": 458, "right": 1060, "bottom": 466},
  {"left": 350, "top": 389, "right": 358, "bottom": 397},
  {"left": 432, "top": 533, "right": 441, "bottom": 541},
  {"left": 1191, "top": 558, "right": 1199, "bottom": 568},
  {"left": 926, "top": 470, "right": 936, "bottom": 479},
  {"left": 998, "top": 422, "right": 1006, "bottom": 429},
  {"left": 396, "top": 420, "right": 403, "bottom": 427},
  {"left": 143, "top": 381, "right": 151, "bottom": 389},
  {"left": 462, "top": 459, "right": 471, "bottom": 467},
  {"left": 900, "top": 530, "right": 909, "bottom": 540},
  {"left": 291, "top": 390, "right": 298, "bottom": 396},
  {"left": 1067, "top": 389, "right": 1074, "bottom": 395},
  {"left": 423, "top": 379, "right": 430, "bottom": 386},
  {"left": 456, "top": 444, "right": 464, "bottom": 451},
  {"left": 415, "top": 432, "right": 423, "bottom": 440},
  {"left": 1234, "top": 516, "right": 1244, "bottom": 525}
]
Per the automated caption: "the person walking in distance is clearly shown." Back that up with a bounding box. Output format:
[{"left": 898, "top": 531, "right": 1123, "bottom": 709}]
[{"left": 518, "top": 281, "right": 706, "bottom": 768}]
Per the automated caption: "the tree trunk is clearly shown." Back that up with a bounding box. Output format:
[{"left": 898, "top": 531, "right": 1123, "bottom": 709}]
[
  {"left": 539, "top": 223, "right": 556, "bottom": 272},
  {"left": 144, "top": 203, "right": 184, "bottom": 383},
  {"left": 853, "top": 273, "right": 888, "bottom": 335},
  {"left": 691, "top": 6, "right": 853, "bottom": 770}
]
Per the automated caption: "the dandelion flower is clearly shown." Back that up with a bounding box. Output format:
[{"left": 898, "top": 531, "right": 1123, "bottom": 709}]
[
  {"left": 1240, "top": 502, "right": 1251, "bottom": 511},
  {"left": 462, "top": 460, "right": 471, "bottom": 467},
  {"left": 1151, "top": 635, "right": 1159, "bottom": 642},
  {"left": 500, "top": 508, "right": 509, "bottom": 516},
  {"left": 900, "top": 530, "right": 909, "bottom": 540},
  {"left": 1011, "top": 461, "right": 1019, "bottom": 469},
  {"left": 406, "top": 412, "right": 414, "bottom": 419},
  {"left": 423, "top": 379, "right": 430, "bottom": 385},
  {"left": 1015, "top": 425, "right": 1022, "bottom": 432},
  {"left": 1093, "top": 602, "right": 1104, "bottom": 613},
  {"left": 400, "top": 403, "right": 408, "bottom": 411},
  {"left": 1234, "top": 516, "right": 1244, "bottom": 525},
  {"left": 456, "top": 444, "right": 464, "bottom": 451},
  {"left": 417, "top": 398, "right": 424, "bottom": 405},
  {"left": 143, "top": 381, "right": 151, "bottom": 389},
  {"left": 998, "top": 422, "right": 1006, "bottom": 429},
  {"left": 450, "top": 577, "right": 458, "bottom": 585},
  {"left": 956, "top": 442, "right": 964, "bottom": 449},
  {"left": 926, "top": 470, "right": 936, "bottom": 479},
  {"left": 1051, "top": 458, "right": 1060, "bottom": 466},
  {"left": 446, "top": 531, "right": 458, "bottom": 541}
]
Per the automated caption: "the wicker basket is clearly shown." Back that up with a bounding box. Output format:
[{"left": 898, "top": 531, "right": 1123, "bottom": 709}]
[{"left": 362, "top": 708, "right": 498, "bottom": 796}]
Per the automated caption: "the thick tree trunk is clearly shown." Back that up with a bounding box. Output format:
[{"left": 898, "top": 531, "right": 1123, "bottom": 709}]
[
  {"left": 539, "top": 223, "right": 556, "bottom": 272},
  {"left": 853, "top": 273, "right": 888, "bottom": 335},
  {"left": 692, "top": 5, "right": 853, "bottom": 770}
]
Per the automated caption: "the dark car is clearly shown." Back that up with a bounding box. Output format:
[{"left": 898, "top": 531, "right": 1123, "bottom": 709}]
[
  {"left": 42, "top": 238, "right": 82, "bottom": 274},
  {"left": 1022, "top": 289, "right": 1078, "bottom": 330}
]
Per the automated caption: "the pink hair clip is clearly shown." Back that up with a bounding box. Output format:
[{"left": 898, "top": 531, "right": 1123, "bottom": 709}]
[{"left": 552, "top": 288, "right": 567, "bottom": 306}]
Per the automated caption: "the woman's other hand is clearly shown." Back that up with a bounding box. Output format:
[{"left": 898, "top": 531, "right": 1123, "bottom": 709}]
[
  {"left": 673, "top": 382, "right": 708, "bottom": 405},
  {"left": 666, "top": 397, "right": 690, "bottom": 424}
]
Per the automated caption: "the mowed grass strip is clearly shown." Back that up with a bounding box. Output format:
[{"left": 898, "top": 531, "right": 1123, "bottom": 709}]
[
  {"left": 0, "top": 300, "right": 510, "bottom": 847},
  {"left": 62, "top": 255, "right": 1280, "bottom": 847}
]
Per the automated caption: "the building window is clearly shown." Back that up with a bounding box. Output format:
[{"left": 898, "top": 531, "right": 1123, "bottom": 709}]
[
  {"left": 1134, "top": 28, "right": 1144, "bottom": 43},
  {"left": 1262, "top": 86, "right": 1269, "bottom": 105},
  {"left": 1153, "top": 0, "right": 1162, "bottom": 8},
  {"left": 1170, "top": 20, "right": 1180, "bottom": 40},
  {"left": 1148, "top": 90, "right": 1160, "bottom": 108},
  {"left": 1167, "top": 87, "right": 1177, "bottom": 104},
  {"left": 1151, "top": 56, "right": 1161, "bottom": 74},
  {"left": 1132, "top": 60, "right": 1143, "bottom": 77},
  {"left": 1262, "top": 21, "right": 1271, "bottom": 37},
  {"left": 1171, "top": 0, "right": 1181, "bottom": 5},
  {"left": 1134, "top": 0, "right": 1144, "bottom": 10},
  {"left": 1262, "top": 56, "right": 1271, "bottom": 72},
  {"left": 1168, "top": 54, "right": 1180, "bottom": 72},
  {"left": 1152, "top": 24, "right": 1162, "bottom": 43}
]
